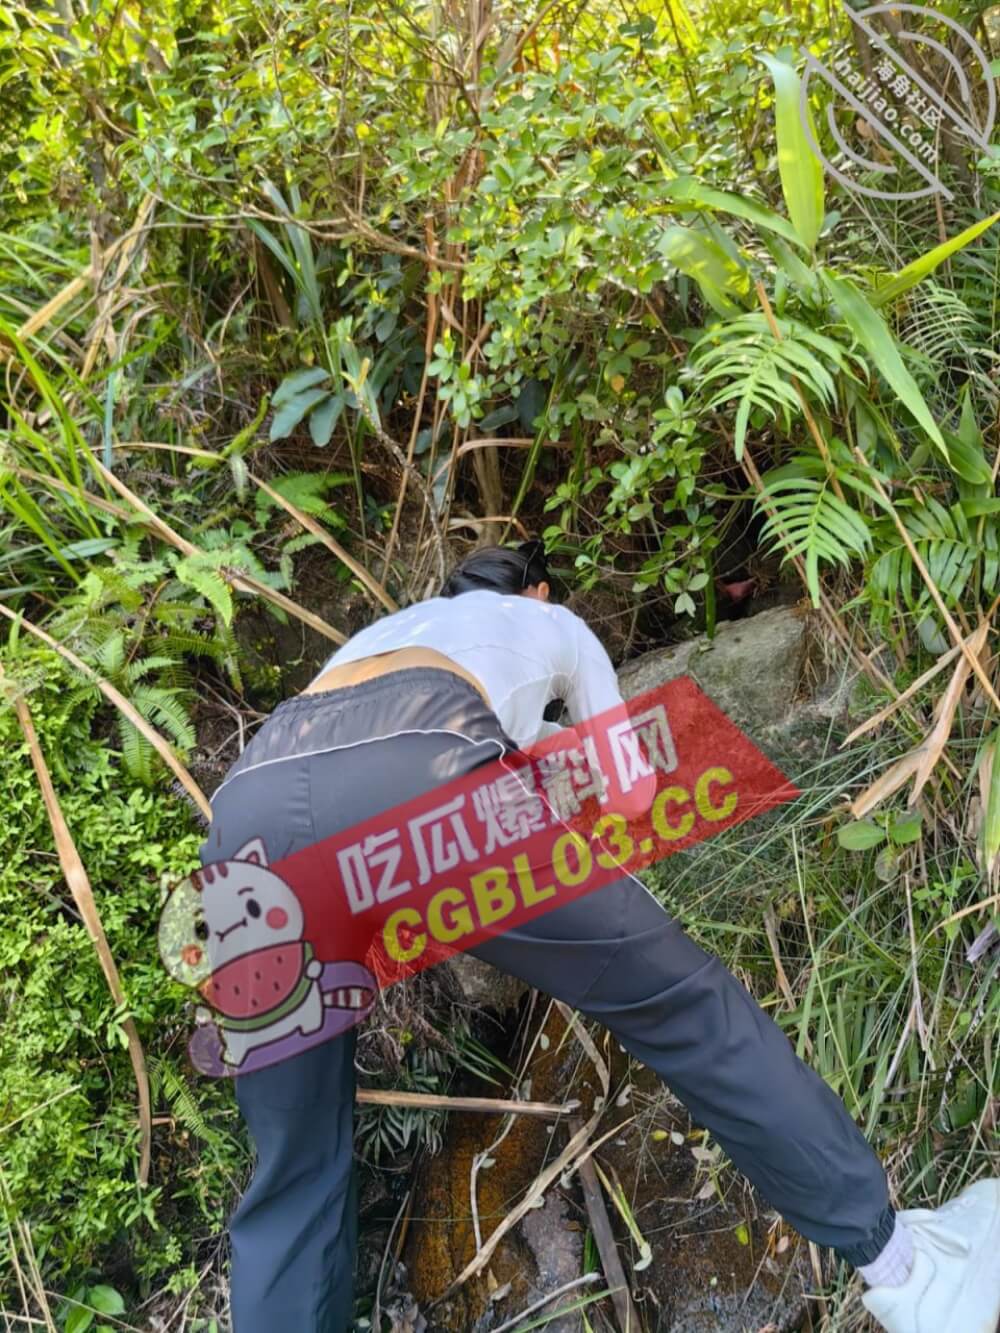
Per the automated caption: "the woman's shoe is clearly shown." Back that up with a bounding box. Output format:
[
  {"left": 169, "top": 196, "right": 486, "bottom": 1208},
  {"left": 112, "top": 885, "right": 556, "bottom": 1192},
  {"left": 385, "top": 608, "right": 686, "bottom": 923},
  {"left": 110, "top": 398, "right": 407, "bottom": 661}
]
[{"left": 862, "top": 1179, "right": 1000, "bottom": 1333}]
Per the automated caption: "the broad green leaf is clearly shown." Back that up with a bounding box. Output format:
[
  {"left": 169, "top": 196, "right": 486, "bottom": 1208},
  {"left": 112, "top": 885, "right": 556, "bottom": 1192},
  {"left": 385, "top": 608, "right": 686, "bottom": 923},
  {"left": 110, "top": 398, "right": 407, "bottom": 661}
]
[
  {"left": 759, "top": 55, "right": 825, "bottom": 252},
  {"left": 65, "top": 1310, "right": 94, "bottom": 1333},
  {"left": 820, "top": 271, "right": 947, "bottom": 456},
  {"left": 87, "top": 1287, "right": 125, "bottom": 1317},
  {"left": 659, "top": 227, "right": 749, "bottom": 317},
  {"left": 762, "top": 234, "right": 822, "bottom": 301},
  {"left": 269, "top": 387, "right": 332, "bottom": 442},
  {"left": 245, "top": 217, "right": 300, "bottom": 287},
  {"left": 871, "top": 212, "right": 1000, "bottom": 308},
  {"left": 271, "top": 366, "right": 330, "bottom": 408},
  {"left": 837, "top": 820, "right": 886, "bottom": 851},
  {"left": 309, "top": 393, "right": 344, "bottom": 447},
  {"left": 943, "top": 387, "right": 992, "bottom": 487},
  {"left": 888, "top": 810, "right": 923, "bottom": 845},
  {"left": 942, "top": 431, "right": 992, "bottom": 486},
  {"left": 659, "top": 177, "right": 802, "bottom": 247}
]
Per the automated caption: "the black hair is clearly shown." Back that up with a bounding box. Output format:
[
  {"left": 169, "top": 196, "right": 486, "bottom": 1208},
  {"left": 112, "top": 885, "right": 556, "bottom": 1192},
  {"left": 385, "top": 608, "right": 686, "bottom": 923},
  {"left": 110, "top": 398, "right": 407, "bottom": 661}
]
[{"left": 440, "top": 539, "right": 550, "bottom": 597}]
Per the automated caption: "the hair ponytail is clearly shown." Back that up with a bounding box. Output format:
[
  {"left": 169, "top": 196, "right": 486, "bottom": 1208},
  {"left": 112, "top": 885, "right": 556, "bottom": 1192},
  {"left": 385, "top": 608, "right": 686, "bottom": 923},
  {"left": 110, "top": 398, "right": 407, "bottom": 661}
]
[{"left": 440, "top": 539, "right": 550, "bottom": 597}]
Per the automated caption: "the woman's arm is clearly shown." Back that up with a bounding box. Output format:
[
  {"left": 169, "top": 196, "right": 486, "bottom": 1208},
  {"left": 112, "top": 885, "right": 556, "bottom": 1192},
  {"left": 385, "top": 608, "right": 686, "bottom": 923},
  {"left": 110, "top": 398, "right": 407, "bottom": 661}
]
[{"left": 554, "top": 608, "right": 658, "bottom": 821}]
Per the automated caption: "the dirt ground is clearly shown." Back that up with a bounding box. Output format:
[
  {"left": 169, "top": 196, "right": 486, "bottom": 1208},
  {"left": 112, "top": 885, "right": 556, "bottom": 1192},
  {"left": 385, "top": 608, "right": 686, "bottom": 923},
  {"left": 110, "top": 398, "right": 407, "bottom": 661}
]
[{"left": 391, "top": 1004, "right": 815, "bottom": 1333}]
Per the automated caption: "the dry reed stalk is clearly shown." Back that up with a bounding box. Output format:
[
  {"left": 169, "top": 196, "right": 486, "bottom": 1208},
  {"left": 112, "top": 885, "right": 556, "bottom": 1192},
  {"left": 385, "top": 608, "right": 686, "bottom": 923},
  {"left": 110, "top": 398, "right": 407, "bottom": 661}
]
[
  {"left": 80, "top": 194, "right": 157, "bottom": 382},
  {"left": 935, "top": 889, "right": 1000, "bottom": 933},
  {"left": 0, "top": 1158, "right": 58, "bottom": 1333},
  {"left": 247, "top": 473, "right": 397, "bottom": 613},
  {"left": 910, "top": 621, "right": 990, "bottom": 801},
  {"left": 88, "top": 455, "right": 347, "bottom": 644},
  {"left": 111, "top": 442, "right": 396, "bottom": 613},
  {"left": 840, "top": 638, "right": 965, "bottom": 746},
  {"left": 9, "top": 464, "right": 133, "bottom": 523},
  {"left": 5, "top": 273, "right": 94, "bottom": 352},
  {"left": 355, "top": 1089, "right": 580, "bottom": 1118}
]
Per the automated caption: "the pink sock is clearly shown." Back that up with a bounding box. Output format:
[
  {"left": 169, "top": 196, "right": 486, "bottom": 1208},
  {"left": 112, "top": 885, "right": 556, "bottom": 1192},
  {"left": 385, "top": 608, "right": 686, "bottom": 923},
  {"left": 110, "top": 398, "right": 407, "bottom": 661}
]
[{"left": 858, "top": 1216, "right": 915, "bottom": 1288}]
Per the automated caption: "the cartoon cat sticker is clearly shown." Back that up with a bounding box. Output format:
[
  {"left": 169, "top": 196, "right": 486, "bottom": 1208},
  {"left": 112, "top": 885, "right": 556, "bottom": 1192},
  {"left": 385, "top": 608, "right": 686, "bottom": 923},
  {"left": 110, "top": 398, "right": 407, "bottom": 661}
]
[{"left": 159, "top": 837, "right": 375, "bottom": 1075}]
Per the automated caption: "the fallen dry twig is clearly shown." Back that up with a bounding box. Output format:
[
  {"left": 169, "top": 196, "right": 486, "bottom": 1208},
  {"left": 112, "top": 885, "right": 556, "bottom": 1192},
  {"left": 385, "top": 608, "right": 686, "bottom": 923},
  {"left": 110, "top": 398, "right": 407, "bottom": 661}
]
[
  {"left": 490, "top": 1273, "right": 603, "bottom": 1333},
  {"left": 570, "top": 1115, "right": 643, "bottom": 1333},
  {"left": 356, "top": 1089, "right": 580, "bottom": 1119},
  {"left": 436, "top": 1000, "right": 611, "bottom": 1300}
]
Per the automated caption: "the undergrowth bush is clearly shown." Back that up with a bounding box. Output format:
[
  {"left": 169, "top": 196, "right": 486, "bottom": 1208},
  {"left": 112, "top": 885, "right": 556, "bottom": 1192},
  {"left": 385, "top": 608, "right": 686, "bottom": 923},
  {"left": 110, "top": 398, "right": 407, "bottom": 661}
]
[{"left": 0, "top": 653, "right": 243, "bottom": 1299}]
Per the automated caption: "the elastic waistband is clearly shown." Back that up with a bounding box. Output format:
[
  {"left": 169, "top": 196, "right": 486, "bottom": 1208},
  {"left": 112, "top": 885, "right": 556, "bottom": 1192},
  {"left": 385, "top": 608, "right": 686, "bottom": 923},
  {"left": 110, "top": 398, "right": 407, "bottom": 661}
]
[{"left": 272, "top": 665, "right": 484, "bottom": 714}]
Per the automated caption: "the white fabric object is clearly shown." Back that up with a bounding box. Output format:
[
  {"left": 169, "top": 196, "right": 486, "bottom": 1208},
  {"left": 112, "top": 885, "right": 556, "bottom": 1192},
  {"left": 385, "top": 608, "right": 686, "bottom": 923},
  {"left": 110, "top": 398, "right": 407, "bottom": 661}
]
[
  {"left": 859, "top": 1215, "right": 914, "bottom": 1288},
  {"left": 862, "top": 1179, "right": 1000, "bottom": 1333},
  {"left": 317, "top": 591, "right": 631, "bottom": 750}
]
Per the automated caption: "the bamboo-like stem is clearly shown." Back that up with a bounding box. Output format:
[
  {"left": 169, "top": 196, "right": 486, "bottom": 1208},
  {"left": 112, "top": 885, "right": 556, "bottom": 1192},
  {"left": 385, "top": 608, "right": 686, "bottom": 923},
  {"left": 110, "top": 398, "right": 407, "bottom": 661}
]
[
  {"left": 88, "top": 455, "right": 347, "bottom": 644},
  {"left": 249, "top": 473, "right": 397, "bottom": 614},
  {"left": 381, "top": 215, "right": 440, "bottom": 584},
  {"left": 9, "top": 464, "right": 133, "bottom": 523},
  {"left": 356, "top": 1089, "right": 580, "bottom": 1118},
  {"left": 110, "top": 443, "right": 396, "bottom": 614}
]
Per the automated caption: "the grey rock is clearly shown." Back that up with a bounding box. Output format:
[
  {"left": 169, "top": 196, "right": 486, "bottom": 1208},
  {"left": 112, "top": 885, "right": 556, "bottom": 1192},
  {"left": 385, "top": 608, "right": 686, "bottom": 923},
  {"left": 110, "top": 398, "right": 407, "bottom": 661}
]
[
  {"left": 514, "top": 1190, "right": 584, "bottom": 1333},
  {"left": 617, "top": 606, "right": 811, "bottom": 732},
  {"left": 448, "top": 954, "right": 529, "bottom": 1013}
]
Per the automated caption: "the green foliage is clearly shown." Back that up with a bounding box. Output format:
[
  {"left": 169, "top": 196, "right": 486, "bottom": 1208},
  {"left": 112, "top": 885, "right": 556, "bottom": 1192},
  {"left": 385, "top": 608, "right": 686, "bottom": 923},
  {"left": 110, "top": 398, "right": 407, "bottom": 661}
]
[
  {"left": 757, "top": 54, "right": 825, "bottom": 253},
  {"left": 356, "top": 1025, "right": 509, "bottom": 1163},
  {"left": 44, "top": 535, "right": 247, "bottom": 783},
  {"left": 690, "top": 314, "right": 860, "bottom": 460},
  {"left": 2, "top": 1, "right": 1000, "bottom": 1320},
  {"left": 0, "top": 654, "right": 242, "bottom": 1294}
]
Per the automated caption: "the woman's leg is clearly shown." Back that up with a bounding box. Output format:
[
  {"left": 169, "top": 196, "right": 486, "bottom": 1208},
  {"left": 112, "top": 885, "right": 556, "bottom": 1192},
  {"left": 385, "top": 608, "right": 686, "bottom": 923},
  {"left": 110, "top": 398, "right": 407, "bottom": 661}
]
[
  {"left": 202, "top": 677, "right": 518, "bottom": 1333},
  {"left": 229, "top": 1032, "right": 358, "bottom": 1333},
  {"left": 469, "top": 870, "right": 894, "bottom": 1266}
]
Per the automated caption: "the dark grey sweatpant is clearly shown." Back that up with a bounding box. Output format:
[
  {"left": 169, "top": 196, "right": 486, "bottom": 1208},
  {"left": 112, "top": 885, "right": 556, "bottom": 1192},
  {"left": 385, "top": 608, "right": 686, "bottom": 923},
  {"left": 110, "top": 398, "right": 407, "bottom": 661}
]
[{"left": 200, "top": 668, "right": 894, "bottom": 1333}]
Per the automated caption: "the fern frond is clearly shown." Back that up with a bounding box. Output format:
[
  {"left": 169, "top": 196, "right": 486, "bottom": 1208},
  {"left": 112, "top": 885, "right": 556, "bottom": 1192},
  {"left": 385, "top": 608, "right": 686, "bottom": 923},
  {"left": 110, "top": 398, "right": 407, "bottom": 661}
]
[
  {"left": 130, "top": 684, "right": 197, "bottom": 752},
  {"left": 756, "top": 470, "right": 872, "bottom": 606},
  {"left": 691, "top": 314, "right": 860, "bottom": 459},
  {"left": 119, "top": 714, "right": 155, "bottom": 785},
  {"left": 148, "top": 1057, "right": 213, "bottom": 1141},
  {"left": 173, "top": 556, "right": 234, "bottom": 626},
  {"left": 870, "top": 498, "right": 981, "bottom": 610}
]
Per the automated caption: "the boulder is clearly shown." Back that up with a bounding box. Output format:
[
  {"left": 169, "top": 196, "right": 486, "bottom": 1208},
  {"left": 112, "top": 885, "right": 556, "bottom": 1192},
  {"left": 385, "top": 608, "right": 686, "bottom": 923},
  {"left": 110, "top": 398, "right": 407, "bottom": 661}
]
[{"left": 617, "top": 606, "right": 812, "bottom": 732}]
